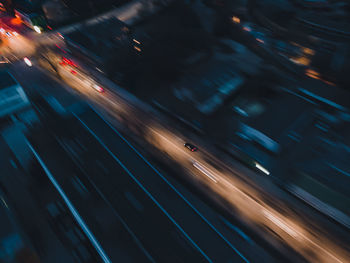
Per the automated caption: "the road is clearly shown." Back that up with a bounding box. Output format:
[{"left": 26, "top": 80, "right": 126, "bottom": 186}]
[
  {"left": 26, "top": 101, "right": 276, "bottom": 263},
  {"left": 2, "top": 6, "right": 350, "bottom": 263}
]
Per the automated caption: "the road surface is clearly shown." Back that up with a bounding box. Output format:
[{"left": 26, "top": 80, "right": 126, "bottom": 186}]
[{"left": 26, "top": 102, "right": 277, "bottom": 262}]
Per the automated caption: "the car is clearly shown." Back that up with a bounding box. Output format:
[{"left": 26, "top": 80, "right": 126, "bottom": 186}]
[
  {"left": 184, "top": 143, "right": 197, "bottom": 152},
  {"left": 92, "top": 84, "right": 104, "bottom": 93}
]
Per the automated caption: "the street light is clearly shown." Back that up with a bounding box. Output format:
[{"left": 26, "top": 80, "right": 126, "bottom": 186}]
[
  {"left": 33, "top": 26, "right": 41, "bottom": 34},
  {"left": 232, "top": 16, "right": 240, "bottom": 24},
  {"left": 23, "top": 57, "right": 32, "bottom": 67}
]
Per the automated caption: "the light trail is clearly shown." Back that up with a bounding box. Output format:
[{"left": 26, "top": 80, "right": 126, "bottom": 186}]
[
  {"left": 193, "top": 161, "right": 218, "bottom": 183},
  {"left": 146, "top": 125, "right": 347, "bottom": 263}
]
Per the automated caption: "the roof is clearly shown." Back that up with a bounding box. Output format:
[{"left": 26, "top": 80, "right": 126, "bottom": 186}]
[
  {"left": 296, "top": 154, "right": 350, "bottom": 198},
  {"left": 299, "top": 81, "right": 350, "bottom": 111},
  {"left": 0, "top": 71, "right": 17, "bottom": 90},
  {"left": 173, "top": 60, "right": 244, "bottom": 114},
  {"left": 292, "top": 122, "right": 350, "bottom": 197},
  {"left": 0, "top": 72, "right": 30, "bottom": 117},
  {"left": 245, "top": 91, "right": 313, "bottom": 142},
  {"left": 66, "top": 18, "right": 130, "bottom": 61}
]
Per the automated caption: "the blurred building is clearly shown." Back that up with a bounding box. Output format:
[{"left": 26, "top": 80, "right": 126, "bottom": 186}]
[
  {"left": 286, "top": 117, "right": 350, "bottom": 228},
  {"left": 153, "top": 60, "right": 244, "bottom": 131},
  {"left": 42, "top": 0, "right": 75, "bottom": 25},
  {"left": 64, "top": 17, "right": 131, "bottom": 69},
  {"left": 0, "top": 71, "right": 38, "bottom": 168},
  {"left": 0, "top": 71, "right": 30, "bottom": 119},
  {"left": 173, "top": 60, "right": 244, "bottom": 115},
  {"left": 235, "top": 91, "right": 313, "bottom": 153},
  {"left": 227, "top": 87, "right": 316, "bottom": 173},
  {"left": 250, "top": 0, "right": 350, "bottom": 89}
]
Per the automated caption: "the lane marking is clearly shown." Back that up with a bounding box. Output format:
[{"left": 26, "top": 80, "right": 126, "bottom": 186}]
[
  {"left": 73, "top": 113, "right": 213, "bottom": 263},
  {"left": 27, "top": 141, "right": 112, "bottom": 263},
  {"left": 83, "top": 107, "right": 250, "bottom": 263},
  {"left": 220, "top": 217, "right": 252, "bottom": 244},
  {"left": 193, "top": 162, "right": 218, "bottom": 183}
]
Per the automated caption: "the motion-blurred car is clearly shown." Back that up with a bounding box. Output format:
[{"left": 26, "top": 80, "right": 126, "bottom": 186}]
[
  {"left": 184, "top": 143, "right": 197, "bottom": 152},
  {"left": 92, "top": 84, "right": 104, "bottom": 93},
  {"left": 23, "top": 57, "right": 32, "bottom": 66}
]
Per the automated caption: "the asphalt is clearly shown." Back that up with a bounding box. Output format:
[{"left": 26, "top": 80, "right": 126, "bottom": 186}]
[
  {"left": 26, "top": 103, "right": 258, "bottom": 262},
  {"left": 27, "top": 127, "right": 155, "bottom": 263}
]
